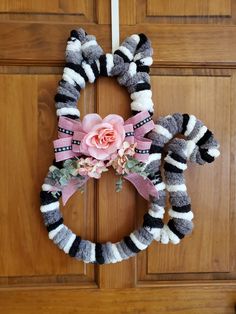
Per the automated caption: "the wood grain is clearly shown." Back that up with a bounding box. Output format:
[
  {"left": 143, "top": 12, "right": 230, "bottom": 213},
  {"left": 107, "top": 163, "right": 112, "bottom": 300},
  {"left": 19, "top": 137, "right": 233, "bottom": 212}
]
[
  {"left": 147, "top": 0, "right": 231, "bottom": 16},
  {"left": 0, "top": 75, "right": 96, "bottom": 284},
  {"left": 0, "top": 286, "right": 235, "bottom": 314},
  {"left": 0, "top": 23, "right": 236, "bottom": 66},
  {"left": 96, "top": 78, "right": 137, "bottom": 288}
]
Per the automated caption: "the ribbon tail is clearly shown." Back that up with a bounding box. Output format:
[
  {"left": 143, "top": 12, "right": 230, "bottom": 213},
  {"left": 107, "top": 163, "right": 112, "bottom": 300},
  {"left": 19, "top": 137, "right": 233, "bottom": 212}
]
[
  {"left": 62, "top": 177, "right": 89, "bottom": 206},
  {"left": 125, "top": 173, "right": 159, "bottom": 201}
]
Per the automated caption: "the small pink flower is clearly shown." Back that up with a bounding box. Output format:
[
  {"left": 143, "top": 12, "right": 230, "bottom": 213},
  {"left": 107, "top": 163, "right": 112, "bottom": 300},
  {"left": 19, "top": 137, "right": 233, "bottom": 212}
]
[
  {"left": 77, "top": 157, "right": 108, "bottom": 179},
  {"left": 108, "top": 142, "right": 137, "bottom": 175},
  {"left": 80, "top": 114, "right": 125, "bottom": 161}
]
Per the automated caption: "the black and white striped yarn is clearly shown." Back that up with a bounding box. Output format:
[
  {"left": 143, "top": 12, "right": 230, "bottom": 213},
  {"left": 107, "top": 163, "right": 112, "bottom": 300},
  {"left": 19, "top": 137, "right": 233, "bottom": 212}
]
[
  {"left": 146, "top": 113, "right": 220, "bottom": 244},
  {"left": 40, "top": 28, "right": 220, "bottom": 264},
  {"left": 55, "top": 28, "right": 154, "bottom": 119},
  {"left": 40, "top": 28, "right": 161, "bottom": 264}
]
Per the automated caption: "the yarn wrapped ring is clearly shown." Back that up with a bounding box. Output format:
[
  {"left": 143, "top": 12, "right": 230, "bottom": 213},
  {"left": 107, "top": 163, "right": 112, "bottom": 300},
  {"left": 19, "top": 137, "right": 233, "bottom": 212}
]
[{"left": 40, "top": 28, "right": 164, "bottom": 264}]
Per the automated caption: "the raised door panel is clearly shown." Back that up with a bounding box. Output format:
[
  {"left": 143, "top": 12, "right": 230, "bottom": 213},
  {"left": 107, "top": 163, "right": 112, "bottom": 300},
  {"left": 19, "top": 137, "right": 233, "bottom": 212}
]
[
  {"left": 0, "top": 75, "right": 96, "bottom": 286},
  {"left": 137, "top": 69, "right": 235, "bottom": 283}
]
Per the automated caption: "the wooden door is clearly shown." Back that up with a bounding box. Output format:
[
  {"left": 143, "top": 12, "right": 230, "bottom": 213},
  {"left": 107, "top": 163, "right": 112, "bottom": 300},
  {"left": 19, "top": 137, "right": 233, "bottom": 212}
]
[{"left": 0, "top": 0, "right": 235, "bottom": 313}]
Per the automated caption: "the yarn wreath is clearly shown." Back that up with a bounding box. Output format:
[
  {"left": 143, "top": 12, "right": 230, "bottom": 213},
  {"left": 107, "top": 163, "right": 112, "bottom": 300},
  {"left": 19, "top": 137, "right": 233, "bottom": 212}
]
[{"left": 40, "top": 28, "right": 220, "bottom": 264}]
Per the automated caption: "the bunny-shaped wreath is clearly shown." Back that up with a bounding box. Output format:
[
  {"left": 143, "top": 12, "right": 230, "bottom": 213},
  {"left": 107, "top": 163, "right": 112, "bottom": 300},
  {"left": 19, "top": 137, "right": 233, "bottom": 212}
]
[{"left": 40, "top": 28, "right": 220, "bottom": 264}]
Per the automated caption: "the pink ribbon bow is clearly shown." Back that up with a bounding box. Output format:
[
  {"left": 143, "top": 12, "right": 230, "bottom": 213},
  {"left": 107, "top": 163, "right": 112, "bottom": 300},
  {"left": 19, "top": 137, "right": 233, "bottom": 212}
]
[
  {"left": 53, "top": 111, "right": 158, "bottom": 204},
  {"left": 54, "top": 111, "right": 154, "bottom": 163}
]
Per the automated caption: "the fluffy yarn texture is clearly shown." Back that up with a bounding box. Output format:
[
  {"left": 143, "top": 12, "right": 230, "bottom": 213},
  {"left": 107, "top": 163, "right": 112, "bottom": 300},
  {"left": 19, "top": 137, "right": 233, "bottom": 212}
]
[
  {"left": 147, "top": 113, "right": 220, "bottom": 244},
  {"left": 40, "top": 28, "right": 220, "bottom": 264}
]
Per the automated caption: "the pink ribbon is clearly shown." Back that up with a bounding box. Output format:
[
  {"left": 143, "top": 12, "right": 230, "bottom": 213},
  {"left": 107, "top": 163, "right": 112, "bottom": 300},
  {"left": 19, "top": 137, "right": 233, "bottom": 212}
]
[
  {"left": 54, "top": 111, "right": 154, "bottom": 163},
  {"left": 52, "top": 111, "right": 158, "bottom": 203}
]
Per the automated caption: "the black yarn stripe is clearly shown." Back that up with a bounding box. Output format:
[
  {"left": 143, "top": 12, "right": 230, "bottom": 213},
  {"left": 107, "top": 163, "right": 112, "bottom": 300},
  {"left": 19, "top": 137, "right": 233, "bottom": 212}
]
[
  {"left": 148, "top": 171, "right": 162, "bottom": 184},
  {"left": 149, "top": 144, "right": 163, "bottom": 154},
  {"left": 196, "top": 130, "right": 213, "bottom": 147},
  {"left": 65, "top": 62, "right": 89, "bottom": 82},
  {"left": 137, "top": 65, "right": 150, "bottom": 73},
  {"left": 70, "top": 30, "right": 80, "bottom": 39},
  {"left": 172, "top": 204, "right": 191, "bottom": 213},
  {"left": 137, "top": 33, "right": 148, "bottom": 50},
  {"left": 124, "top": 236, "right": 140, "bottom": 253},
  {"left": 99, "top": 54, "right": 108, "bottom": 76},
  {"left": 69, "top": 236, "right": 82, "bottom": 257},
  {"left": 135, "top": 82, "right": 151, "bottom": 92},
  {"left": 64, "top": 114, "right": 80, "bottom": 120},
  {"left": 47, "top": 218, "right": 63, "bottom": 232},
  {"left": 114, "top": 50, "right": 130, "bottom": 63},
  {"left": 95, "top": 243, "right": 105, "bottom": 264},
  {"left": 54, "top": 94, "right": 75, "bottom": 103},
  {"left": 199, "top": 148, "right": 215, "bottom": 163},
  {"left": 40, "top": 191, "right": 61, "bottom": 205},
  {"left": 131, "top": 110, "right": 153, "bottom": 117},
  {"left": 74, "top": 82, "right": 82, "bottom": 92},
  {"left": 182, "top": 114, "right": 190, "bottom": 134},
  {"left": 169, "top": 152, "right": 187, "bottom": 164},
  {"left": 168, "top": 220, "right": 185, "bottom": 239},
  {"left": 143, "top": 213, "right": 164, "bottom": 228},
  {"left": 164, "top": 162, "right": 183, "bottom": 173},
  {"left": 90, "top": 61, "right": 100, "bottom": 79},
  {"left": 53, "top": 159, "right": 65, "bottom": 169}
]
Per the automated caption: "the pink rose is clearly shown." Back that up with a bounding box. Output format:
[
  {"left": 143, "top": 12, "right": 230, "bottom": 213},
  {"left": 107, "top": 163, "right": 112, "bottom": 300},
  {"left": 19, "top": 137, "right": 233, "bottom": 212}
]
[{"left": 80, "top": 114, "right": 125, "bottom": 161}]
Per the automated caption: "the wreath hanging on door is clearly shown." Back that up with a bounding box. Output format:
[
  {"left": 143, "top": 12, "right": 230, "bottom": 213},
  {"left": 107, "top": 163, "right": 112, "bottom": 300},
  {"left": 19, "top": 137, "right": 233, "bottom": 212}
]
[{"left": 40, "top": 28, "right": 220, "bottom": 264}]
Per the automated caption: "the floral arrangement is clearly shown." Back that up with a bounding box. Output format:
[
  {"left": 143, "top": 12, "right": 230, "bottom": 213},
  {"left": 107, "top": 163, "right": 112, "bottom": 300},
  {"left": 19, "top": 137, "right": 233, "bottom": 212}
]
[{"left": 52, "top": 111, "right": 155, "bottom": 198}]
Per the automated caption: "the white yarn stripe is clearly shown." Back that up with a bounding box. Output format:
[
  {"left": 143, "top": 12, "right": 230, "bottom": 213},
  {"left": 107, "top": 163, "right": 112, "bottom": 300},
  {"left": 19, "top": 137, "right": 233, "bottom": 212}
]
[
  {"left": 155, "top": 125, "right": 172, "bottom": 140},
  {"left": 208, "top": 148, "right": 220, "bottom": 158},
  {"left": 184, "top": 115, "right": 196, "bottom": 137},
  {"left": 40, "top": 201, "right": 59, "bottom": 213},
  {"left": 111, "top": 244, "right": 123, "bottom": 262},
  {"left": 64, "top": 68, "right": 85, "bottom": 88},
  {"left": 90, "top": 243, "right": 96, "bottom": 263},
  {"left": 153, "top": 228, "right": 162, "bottom": 241},
  {"left": 145, "top": 226, "right": 161, "bottom": 239},
  {"left": 82, "top": 63, "right": 95, "bottom": 83},
  {"left": 118, "top": 46, "right": 133, "bottom": 61},
  {"left": 67, "top": 39, "right": 81, "bottom": 52},
  {"left": 82, "top": 40, "right": 97, "bottom": 50},
  {"left": 131, "top": 99, "right": 154, "bottom": 112},
  {"left": 42, "top": 184, "right": 53, "bottom": 191},
  {"left": 62, "top": 73, "right": 75, "bottom": 85},
  {"left": 130, "top": 233, "right": 148, "bottom": 250},
  {"left": 131, "top": 90, "right": 152, "bottom": 100},
  {"left": 167, "top": 184, "right": 187, "bottom": 192},
  {"left": 146, "top": 153, "right": 161, "bottom": 164},
  {"left": 48, "top": 224, "right": 64, "bottom": 240},
  {"left": 155, "top": 182, "right": 166, "bottom": 191},
  {"left": 133, "top": 52, "right": 142, "bottom": 61},
  {"left": 57, "top": 107, "right": 80, "bottom": 117},
  {"left": 63, "top": 233, "right": 76, "bottom": 254},
  {"left": 168, "top": 209, "right": 194, "bottom": 221},
  {"left": 131, "top": 34, "right": 140, "bottom": 43},
  {"left": 192, "top": 125, "right": 208, "bottom": 144},
  {"left": 106, "top": 53, "right": 114, "bottom": 76},
  {"left": 140, "top": 56, "right": 153, "bottom": 66},
  {"left": 185, "top": 140, "right": 196, "bottom": 158},
  {"left": 128, "top": 62, "right": 137, "bottom": 76},
  {"left": 164, "top": 225, "right": 180, "bottom": 244},
  {"left": 165, "top": 155, "right": 187, "bottom": 170},
  {"left": 148, "top": 207, "right": 165, "bottom": 219},
  {"left": 160, "top": 226, "right": 169, "bottom": 244},
  {"left": 96, "top": 59, "right": 101, "bottom": 73}
]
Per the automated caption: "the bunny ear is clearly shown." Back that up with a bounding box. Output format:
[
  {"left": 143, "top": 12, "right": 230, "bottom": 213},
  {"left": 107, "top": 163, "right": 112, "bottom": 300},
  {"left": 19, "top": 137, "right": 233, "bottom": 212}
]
[{"left": 115, "top": 34, "right": 154, "bottom": 115}]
